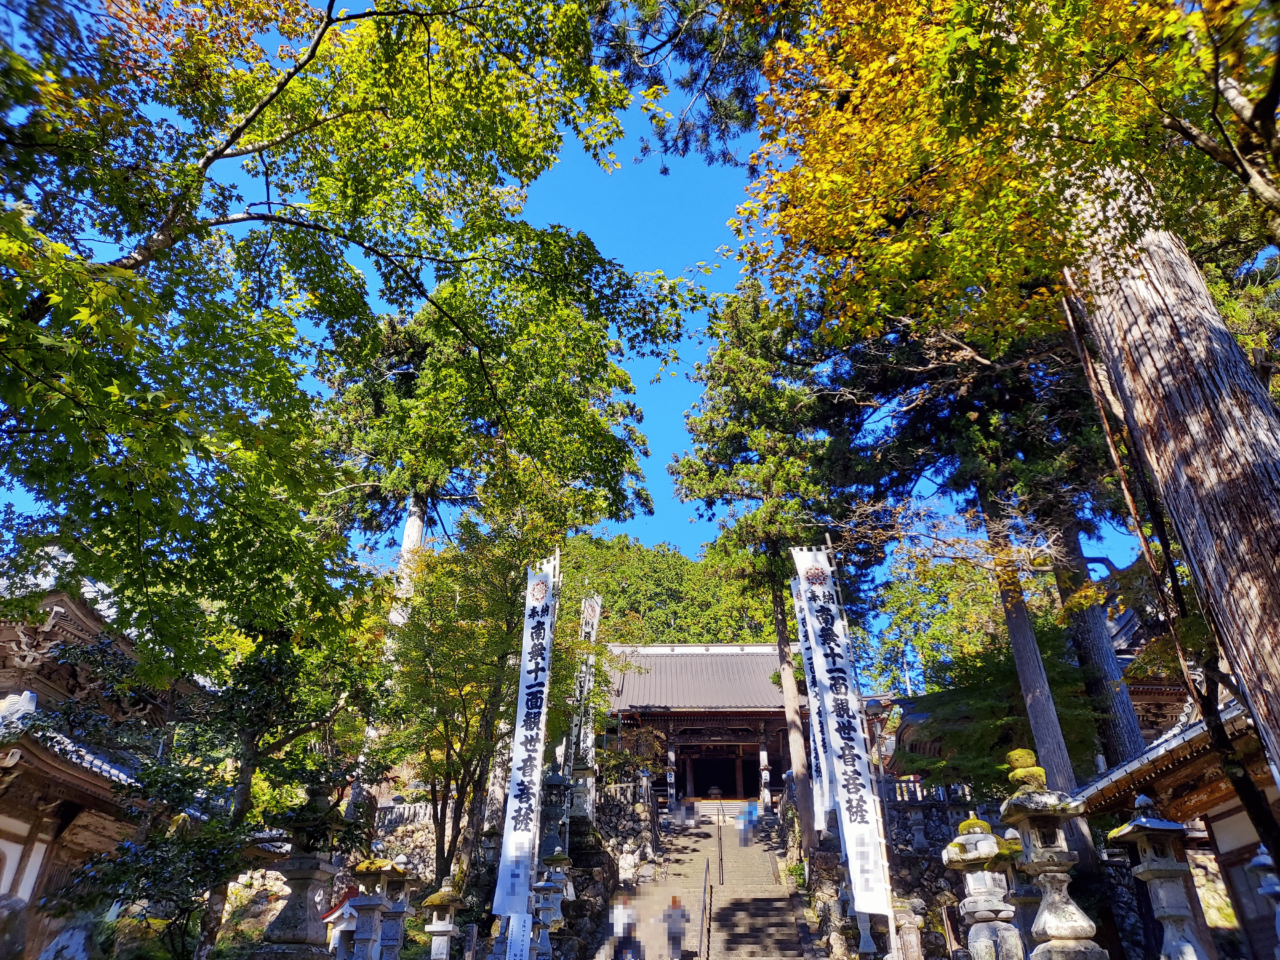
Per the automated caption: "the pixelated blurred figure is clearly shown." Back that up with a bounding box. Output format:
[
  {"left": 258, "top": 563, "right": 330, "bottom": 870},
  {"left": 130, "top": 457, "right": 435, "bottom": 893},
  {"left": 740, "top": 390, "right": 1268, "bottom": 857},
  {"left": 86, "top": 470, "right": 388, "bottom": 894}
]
[
  {"left": 736, "top": 799, "right": 760, "bottom": 846},
  {"left": 662, "top": 895, "right": 690, "bottom": 960},
  {"left": 611, "top": 896, "right": 638, "bottom": 938},
  {"left": 611, "top": 896, "right": 644, "bottom": 960}
]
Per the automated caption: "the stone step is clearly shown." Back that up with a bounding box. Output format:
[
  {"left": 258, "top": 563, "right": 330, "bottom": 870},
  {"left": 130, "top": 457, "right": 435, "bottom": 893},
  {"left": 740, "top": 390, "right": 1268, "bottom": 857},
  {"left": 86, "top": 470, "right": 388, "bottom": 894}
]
[{"left": 705, "top": 884, "right": 805, "bottom": 960}]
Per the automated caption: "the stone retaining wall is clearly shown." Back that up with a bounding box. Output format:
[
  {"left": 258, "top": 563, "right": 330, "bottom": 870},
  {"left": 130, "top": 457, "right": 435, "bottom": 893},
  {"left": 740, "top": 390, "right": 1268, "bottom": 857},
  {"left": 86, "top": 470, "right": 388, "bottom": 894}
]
[{"left": 596, "top": 786, "right": 656, "bottom": 881}]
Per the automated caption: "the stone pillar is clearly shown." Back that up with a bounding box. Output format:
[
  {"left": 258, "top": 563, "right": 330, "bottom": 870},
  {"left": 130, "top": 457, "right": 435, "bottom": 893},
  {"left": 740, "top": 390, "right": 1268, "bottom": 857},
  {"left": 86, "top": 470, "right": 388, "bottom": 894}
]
[
  {"left": 735, "top": 755, "right": 745, "bottom": 799},
  {"left": 855, "top": 911, "right": 876, "bottom": 955},
  {"left": 380, "top": 901, "right": 413, "bottom": 960},
  {"left": 998, "top": 750, "right": 1106, "bottom": 960},
  {"left": 1109, "top": 797, "right": 1211, "bottom": 960},
  {"left": 942, "top": 815, "right": 1023, "bottom": 960},
  {"left": 350, "top": 894, "right": 390, "bottom": 960},
  {"left": 253, "top": 857, "right": 337, "bottom": 959},
  {"left": 894, "top": 899, "right": 927, "bottom": 960}
]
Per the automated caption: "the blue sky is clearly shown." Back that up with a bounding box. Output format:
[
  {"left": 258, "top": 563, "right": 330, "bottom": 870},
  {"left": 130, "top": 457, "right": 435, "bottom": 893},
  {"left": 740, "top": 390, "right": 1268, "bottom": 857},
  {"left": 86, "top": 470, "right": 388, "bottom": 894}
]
[
  {"left": 523, "top": 111, "right": 751, "bottom": 557},
  {"left": 521, "top": 117, "right": 1141, "bottom": 574}
]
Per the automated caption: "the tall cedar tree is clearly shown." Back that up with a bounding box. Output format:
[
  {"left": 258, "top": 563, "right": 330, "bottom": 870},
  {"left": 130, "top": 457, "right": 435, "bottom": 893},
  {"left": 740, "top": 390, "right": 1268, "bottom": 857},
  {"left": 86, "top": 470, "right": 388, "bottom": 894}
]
[{"left": 670, "top": 289, "right": 879, "bottom": 853}]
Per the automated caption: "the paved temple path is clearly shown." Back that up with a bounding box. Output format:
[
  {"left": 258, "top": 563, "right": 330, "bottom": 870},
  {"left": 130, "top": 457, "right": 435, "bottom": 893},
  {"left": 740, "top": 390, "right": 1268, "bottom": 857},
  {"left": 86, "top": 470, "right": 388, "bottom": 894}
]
[{"left": 599, "top": 813, "right": 806, "bottom": 960}]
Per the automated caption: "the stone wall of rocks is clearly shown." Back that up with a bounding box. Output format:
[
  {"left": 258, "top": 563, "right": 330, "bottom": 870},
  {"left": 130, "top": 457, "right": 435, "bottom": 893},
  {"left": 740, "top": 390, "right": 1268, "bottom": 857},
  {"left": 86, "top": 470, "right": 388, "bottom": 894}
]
[
  {"left": 377, "top": 804, "right": 438, "bottom": 883},
  {"left": 1095, "top": 855, "right": 1145, "bottom": 960},
  {"left": 220, "top": 867, "right": 292, "bottom": 944},
  {"left": 880, "top": 790, "right": 979, "bottom": 960},
  {"left": 595, "top": 786, "right": 656, "bottom": 883}
]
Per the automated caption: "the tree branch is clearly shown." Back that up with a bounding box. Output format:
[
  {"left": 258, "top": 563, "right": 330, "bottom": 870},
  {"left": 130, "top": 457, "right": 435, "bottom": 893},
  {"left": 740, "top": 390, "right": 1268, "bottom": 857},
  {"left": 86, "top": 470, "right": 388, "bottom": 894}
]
[
  {"left": 1161, "top": 115, "right": 1240, "bottom": 170},
  {"left": 217, "top": 108, "right": 375, "bottom": 158},
  {"left": 260, "top": 694, "right": 350, "bottom": 757},
  {"left": 1081, "top": 555, "right": 1119, "bottom": 576}
]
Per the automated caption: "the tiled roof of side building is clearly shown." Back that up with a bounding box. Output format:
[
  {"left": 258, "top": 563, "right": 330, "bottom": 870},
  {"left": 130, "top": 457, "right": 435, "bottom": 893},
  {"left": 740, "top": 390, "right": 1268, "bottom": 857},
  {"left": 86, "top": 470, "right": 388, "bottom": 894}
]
[{"left": 607, "top": 644, "right": 803, "bottom": 712}]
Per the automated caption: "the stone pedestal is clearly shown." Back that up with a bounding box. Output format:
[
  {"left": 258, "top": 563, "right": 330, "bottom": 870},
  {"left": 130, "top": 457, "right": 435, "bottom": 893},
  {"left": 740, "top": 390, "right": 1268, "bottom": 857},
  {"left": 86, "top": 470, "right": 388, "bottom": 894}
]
[
  {"left": 380, "top": 901, "right": 414, "bottom": 960},
  {"left": 252, "top": 857, "right": 337, "bottom": 960},
  {"left": 999, "top": 751, "right": 1108, "bottom": 960}
]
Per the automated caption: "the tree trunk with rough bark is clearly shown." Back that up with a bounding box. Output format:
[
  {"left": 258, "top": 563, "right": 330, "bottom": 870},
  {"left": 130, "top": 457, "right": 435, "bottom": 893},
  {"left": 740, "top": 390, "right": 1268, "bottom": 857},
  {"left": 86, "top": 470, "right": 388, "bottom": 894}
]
[
  {"left": 1068, "top": 228, "right": 1280, "bottom": 764},
  {"left": 979, "top": 490, "right": 1077, "bottom": 793},
  {"left": 1054, "top": 525, "right": 1147, "bottom": 767},
  {"left": 769, "top": 577, "right": 817, "bottom": 853},
  {"left": 194, "top": 756, "right": 258, "bottom": 960}
]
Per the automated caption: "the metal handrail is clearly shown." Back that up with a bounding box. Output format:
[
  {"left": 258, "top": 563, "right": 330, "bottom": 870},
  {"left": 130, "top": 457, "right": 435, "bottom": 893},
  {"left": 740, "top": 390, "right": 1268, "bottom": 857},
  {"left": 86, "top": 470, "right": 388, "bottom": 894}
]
[
  {"left": 716, "top": 800, "right": 725, "bottom": 885},
  {"left": 698, "top": 857, "right": 710, "bottom": 959}
]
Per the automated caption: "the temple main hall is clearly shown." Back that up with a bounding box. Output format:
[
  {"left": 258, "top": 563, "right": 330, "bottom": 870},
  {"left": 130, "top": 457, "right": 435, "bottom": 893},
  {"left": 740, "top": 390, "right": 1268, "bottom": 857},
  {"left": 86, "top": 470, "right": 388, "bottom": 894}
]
[{"left": 606, "top": 644, "right": 802, "bottom": 805}]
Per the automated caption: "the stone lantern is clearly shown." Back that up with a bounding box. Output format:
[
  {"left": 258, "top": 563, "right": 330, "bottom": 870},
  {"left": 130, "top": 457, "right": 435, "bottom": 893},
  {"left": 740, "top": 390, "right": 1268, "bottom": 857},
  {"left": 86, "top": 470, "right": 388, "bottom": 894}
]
[
  {"left": 351, "top": 857, "right": 420, "bottom": 960},
  {"left": 571, "top": 759, "right": 595, "bottom": 819},
  {"left": 252, "top": 786, "right": 341, "bottom": 960},
  {"left": 1246, "top": 846, "right": 1280, "bottom": 960},
  {"left": 532, "top": 873, "right": 560, "bottom": 960},
  {"left": 998, "top": 750, "right": 1106, "bottom": 960},
  {"left": 543, "top": 846, "right": 574, "bottom": 925},
  {"left": 423, "top": 877, "right": 465, "bottom": 960},
  {"left": 541, "top": 764, "right": 572, "bottom": 859},
  {"left": 942, "top": 814, "right": 1023, "bottom": 960},
  {"left": 481, "top": 827, "right": 502, "bottom": 866},
  {"left": 1109, "top": 796, "right": 1211, "bottom": 960}
]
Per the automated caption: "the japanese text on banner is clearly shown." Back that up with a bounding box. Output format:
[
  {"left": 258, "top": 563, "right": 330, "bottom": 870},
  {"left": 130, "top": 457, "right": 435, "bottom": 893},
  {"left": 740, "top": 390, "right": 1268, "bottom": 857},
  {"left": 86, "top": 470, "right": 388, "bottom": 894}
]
[
  {"left": 790, "top": 547, "right": 891, "bottom": 918},
  {"left": 791, "top": 578, "right": 834, "bottom": 818},
  {"left": 493, "top": 559, "right": 558, "bottom": 919}
]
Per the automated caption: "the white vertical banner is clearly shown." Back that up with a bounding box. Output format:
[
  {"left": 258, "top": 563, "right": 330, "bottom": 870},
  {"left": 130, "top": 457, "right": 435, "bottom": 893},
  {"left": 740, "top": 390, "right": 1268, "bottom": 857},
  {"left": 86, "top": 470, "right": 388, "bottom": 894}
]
[
  {"left": 791, "top": 578, "right": 834, "bottom": 822},
  {"left": 493, "top": 555, "right": 561, "bottom": 940},
  {"left": 790, "top": 547, "right": 891, "bottom": 919}
]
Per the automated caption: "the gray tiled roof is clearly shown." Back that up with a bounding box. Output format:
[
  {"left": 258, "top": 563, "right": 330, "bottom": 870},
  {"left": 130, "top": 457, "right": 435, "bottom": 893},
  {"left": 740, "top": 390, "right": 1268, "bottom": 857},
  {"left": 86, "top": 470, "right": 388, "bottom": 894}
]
[{"left": 607, "top": 645, "right": 795, "bottom": 712}]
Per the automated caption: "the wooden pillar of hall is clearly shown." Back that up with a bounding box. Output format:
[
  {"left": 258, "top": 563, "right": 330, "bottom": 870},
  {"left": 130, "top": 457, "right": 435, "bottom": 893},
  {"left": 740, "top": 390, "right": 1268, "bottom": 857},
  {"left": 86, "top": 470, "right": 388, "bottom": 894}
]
[
  {"left": 685, "top": 756, "right": 695, "bottom": 798},
  {"left": 734, "top": 753, "right": 745, "bottom": 799}
]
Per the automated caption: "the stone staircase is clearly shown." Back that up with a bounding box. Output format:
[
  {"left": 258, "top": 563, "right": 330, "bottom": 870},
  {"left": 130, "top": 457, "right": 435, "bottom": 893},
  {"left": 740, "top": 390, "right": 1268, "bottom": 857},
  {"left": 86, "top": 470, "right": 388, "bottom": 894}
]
[{"left": 661, "top": 814, "right": 806, "bottom": 960}]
